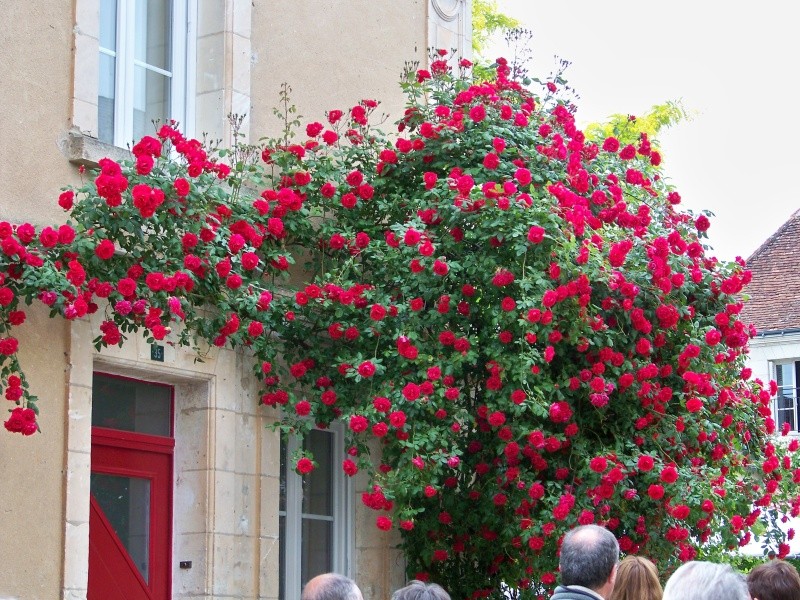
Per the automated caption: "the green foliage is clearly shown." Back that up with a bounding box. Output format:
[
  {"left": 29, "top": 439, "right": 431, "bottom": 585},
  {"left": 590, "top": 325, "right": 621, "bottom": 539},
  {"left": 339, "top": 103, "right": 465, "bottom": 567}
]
[
  {"left": 585, "top": 100, "right": 693, "bottom": 149},
  {"left": 472, "top": 0, "right": 521, "bottom": 81}
]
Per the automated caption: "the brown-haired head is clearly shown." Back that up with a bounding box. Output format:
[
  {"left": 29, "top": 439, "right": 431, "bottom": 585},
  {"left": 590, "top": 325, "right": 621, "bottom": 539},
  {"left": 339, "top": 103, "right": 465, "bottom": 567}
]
[
  {"left": 748, "top": 559, "right": 800, "bottom": 600},
  {"left": 609, "top": 556, "right": 662, "bottom": 600}
]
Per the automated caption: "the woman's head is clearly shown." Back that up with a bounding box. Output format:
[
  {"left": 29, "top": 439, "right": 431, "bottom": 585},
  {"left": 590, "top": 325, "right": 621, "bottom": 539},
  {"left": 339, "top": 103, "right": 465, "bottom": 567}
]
[{"left": 610, "top": 556, "right": 663, "bottom": 600}]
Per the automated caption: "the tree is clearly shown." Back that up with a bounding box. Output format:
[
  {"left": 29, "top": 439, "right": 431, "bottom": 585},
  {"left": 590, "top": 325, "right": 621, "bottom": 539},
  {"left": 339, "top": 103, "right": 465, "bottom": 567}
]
[
  {"left": 1, "top": 51, "right": 798, "bottom": 599},
  {"left": 472, "top": 0, "right": 520, "bottom": 81},
  {"left": 585, "top": 100, "right": 693, "bottom": 152}
]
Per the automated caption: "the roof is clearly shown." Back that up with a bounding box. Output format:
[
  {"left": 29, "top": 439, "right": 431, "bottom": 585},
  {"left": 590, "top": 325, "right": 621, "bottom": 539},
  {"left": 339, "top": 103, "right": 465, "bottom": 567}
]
[{"left": 740, "top": 208, "right": 800, "bottom": 332}]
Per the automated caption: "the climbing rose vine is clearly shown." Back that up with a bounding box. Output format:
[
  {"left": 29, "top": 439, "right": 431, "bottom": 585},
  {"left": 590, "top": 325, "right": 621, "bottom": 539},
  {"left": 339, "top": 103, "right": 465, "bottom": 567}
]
[{"left": 2, "top": 51, "right": 799, "bottom": 598}]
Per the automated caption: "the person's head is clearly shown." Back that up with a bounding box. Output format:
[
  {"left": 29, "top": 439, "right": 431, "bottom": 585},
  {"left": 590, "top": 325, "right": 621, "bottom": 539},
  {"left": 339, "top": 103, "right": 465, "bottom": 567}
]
[
  {"left": 301, "top": 573, "right": 363, "bottom": 600},
  {"left": 662, "top": 561, "right": 749, "bottom": 600},
  {"left": 392, "top": 579, "right": 451, "bottom": 600},
  {"left": 748, "top": 559, "right": 800, "bottom": 600},
  {"left": 609, "top": 556, "right": 662, "bottom": 600},
  {"left": 559, "top": 524, "right": 620, "bottom": 597}
]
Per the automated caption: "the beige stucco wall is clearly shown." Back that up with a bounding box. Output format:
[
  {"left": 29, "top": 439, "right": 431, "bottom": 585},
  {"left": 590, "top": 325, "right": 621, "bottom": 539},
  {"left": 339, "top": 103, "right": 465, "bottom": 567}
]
[
  {"left": 0, "top": 0, "right": 83, "bottom": 226},
  {"left": 0, "top": 306, "right": 70, "bottom": 599},
  {"left": 0, "top": 1, "right": 79, "bottom": 596},
  {"left": 249, "top": 0, "right": 427, "bottom": 140}
]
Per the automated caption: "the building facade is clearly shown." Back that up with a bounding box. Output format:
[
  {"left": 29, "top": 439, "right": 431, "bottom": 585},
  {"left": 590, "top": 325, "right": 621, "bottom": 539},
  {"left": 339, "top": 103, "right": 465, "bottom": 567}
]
[
  {"left": 741, "top": 209, "right": 800, "bottom": 439},
  {"left": 0, "top": 1, "right": 471, "bottom": 599}
]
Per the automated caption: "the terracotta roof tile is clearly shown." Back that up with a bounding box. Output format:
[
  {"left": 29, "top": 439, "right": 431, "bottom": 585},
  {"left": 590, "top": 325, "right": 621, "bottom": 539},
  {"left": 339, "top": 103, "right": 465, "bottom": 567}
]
[{"left": 741, "top": 209, "right": 800, "bottom": 332}]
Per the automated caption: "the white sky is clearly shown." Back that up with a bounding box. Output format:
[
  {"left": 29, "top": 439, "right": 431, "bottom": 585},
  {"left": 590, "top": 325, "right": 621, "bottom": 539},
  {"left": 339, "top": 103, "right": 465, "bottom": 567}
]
[{"left": 489, "top": 1, "right": 800, "bottom": 262}]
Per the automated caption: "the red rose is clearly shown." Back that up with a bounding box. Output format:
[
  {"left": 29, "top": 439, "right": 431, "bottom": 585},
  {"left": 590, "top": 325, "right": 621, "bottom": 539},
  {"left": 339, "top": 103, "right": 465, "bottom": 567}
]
[
  {"left": 58, "top": 190, "right": 74, "bottom": 210},
  {"left": 432, "top": 260, "right": 449, "bottom": 276},
  {"left": 320, "top": 182, "right": 336, "bottom": 198},
  {"left": 685, "top": 398, "right": 703, "bottom": 413},
  {"left": 637, "top": 455, "right": 655, "bottom": 471},
  {"left": 327, "top": 110, "right": 343, "bottom": 124},
  {"left": 389, "top": 411, "right": 407, "bottom": 428},
  {"left": 349, "top": 415, "right": 369, "bottom": 433},
  {"left": 369, "top": 304, "right": 386, "bottom": 320},
  {"left": 296, "top": 457, "right": 314, "bottom": 474},
  {"left": 342, "top": 459, "right": 358, "bottom": 476},
  {"left": 647, "top": 484, "right": 665, "bottom": 500},
  {"left": 548, "top": 401, "right": 572, "bottom": 423},
  {"left": 306, "top": 121, "right": 324, "bottom": 137},
  {"left": 95, "top": 239, "right": 116, "bottom": 260},
  {"left": 357, "top": 361, "right": 376, "bottom": 378},
  {"left": 488, "top": 411, "right": 506, "bottom": 427},
  {"left": 589, "top": 457, "right": 608, "bottom": 473},
  {"left": 660, "top": 465, "right": 678, "bottom": 483},
  {"left": 619, "top": 144, "right": 636, "bottom": 159},
  {"left": 0, "top": 337, "right": 19, "bottom": 356},
  {"left": 602, "top": 137, "right": 620, "bottom": 152},
  {"left": 376, "top": 516, "right": 392, "bottom": 531},
  {"left": 469, "top": 104, "right": 486, "bottom": 123},
  {"left": 483, "top": 153, "right": 500, "bottom": 169}
]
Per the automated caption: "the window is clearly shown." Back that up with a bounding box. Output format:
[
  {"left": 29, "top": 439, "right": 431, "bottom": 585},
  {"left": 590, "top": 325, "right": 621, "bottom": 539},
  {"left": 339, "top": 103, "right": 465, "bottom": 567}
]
[
  {"left": 774, "top": 361, "right": 800, "bottom": 433},
  {"left": 279, "top": 425, "right": 352, "bottom": 600},
  {"left": 98, "top": 0, "right": 190, "bottom": 146}
]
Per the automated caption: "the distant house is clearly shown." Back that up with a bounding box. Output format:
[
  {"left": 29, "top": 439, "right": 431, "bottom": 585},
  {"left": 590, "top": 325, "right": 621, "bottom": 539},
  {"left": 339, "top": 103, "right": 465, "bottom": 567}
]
[{"left": 741, "top": 209, "right": 800, "bottom": 436}]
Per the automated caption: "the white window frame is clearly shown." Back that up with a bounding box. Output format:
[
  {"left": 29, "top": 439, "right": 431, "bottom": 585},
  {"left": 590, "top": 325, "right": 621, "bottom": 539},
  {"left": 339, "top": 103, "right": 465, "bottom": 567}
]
[
  {"left": 772, "top": 360, "right": 800, "bottom": 434},
  {"left": 280, "top": 422, "right": 353, "bottom": 600},
  {"left": 99, "top": 0, "right": 195, "bottom": 147}
]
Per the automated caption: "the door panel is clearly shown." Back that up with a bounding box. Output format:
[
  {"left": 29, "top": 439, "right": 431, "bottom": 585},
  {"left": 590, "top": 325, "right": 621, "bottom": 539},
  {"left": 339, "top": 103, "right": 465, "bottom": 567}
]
[
  {"left": 88, "top": 372, "right": 174, "bottom": 600},
  {"left": 89, "top": 495, "right": 152, "bottom": 600},
  {"left": 89, "top": 430, "right": 172, "bottom": 600}
]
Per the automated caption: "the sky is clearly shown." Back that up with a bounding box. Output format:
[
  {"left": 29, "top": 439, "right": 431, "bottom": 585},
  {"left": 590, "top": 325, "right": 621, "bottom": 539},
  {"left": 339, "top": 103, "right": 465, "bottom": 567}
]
[{"left": 488, "top": 1, "right": 800, "bottom": 262}]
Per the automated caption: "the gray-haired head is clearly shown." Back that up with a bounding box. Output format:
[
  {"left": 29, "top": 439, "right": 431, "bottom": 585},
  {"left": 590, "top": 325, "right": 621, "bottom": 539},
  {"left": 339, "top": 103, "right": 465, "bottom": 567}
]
[
  {"left": 663, "top": 561, "right": 749, "bottom": 600},
  {"left": 301, "top": 573, "right": 363, "bottom": 600},
  {"left": 559, "top": 524, "right": 620, "bottom": 591},
  {"left": 392, "top": 580, "right": 451, "bottom": 600}
]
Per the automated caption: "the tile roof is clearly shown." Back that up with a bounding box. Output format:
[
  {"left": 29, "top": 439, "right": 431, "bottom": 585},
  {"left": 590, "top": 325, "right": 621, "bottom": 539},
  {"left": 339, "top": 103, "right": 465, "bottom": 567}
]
[{"left": 740, "top": 209, "right": 800, "bottom": 333}]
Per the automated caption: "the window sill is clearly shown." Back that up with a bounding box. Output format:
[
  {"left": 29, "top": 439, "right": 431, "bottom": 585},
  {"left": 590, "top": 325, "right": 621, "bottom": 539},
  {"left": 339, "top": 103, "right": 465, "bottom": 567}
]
[{"left": 61, "top": 129, "right": 131, "bottom": 169}]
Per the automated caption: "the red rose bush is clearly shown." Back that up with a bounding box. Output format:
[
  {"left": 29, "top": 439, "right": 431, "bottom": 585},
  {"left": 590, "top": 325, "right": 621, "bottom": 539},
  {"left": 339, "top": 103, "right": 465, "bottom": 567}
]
[{"left": 0, "top": 53, "right": 798, "bottom": 597}]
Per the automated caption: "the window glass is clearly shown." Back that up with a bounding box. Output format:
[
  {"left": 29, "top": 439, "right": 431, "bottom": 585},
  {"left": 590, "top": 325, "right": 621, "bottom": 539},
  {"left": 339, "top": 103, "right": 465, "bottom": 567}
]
[
  {"left": 775, "top": 363, "right": 798, "bottom": 432},
  {"left": 98, "top": 52, "right": 117, "bottom": 143},
  {"left": 97, "top": 0, "right": 178, "bottom": 146},
  {"left": 91, "top": 473, "right": 151, "bottom": 582},
  {"left": 135, "top": 0, "right": 171, "bottom": 69},
  {"left": 301, "top": 519, "right": 333, "bottom": 586},
  {"left": 99, "top": 0, "right": 117, "bottom": 50},
  {"left": 133, "top": 65, "right": 171, "bottom": 141},
  {"left": 92, "top": 373, "right": 172, "bottom": 436},
  {"left": 303, "top": 430, "right": 333, "bottom": 516},
  {"left": 279, "top": 427, "right": 345, "bottom": 600}
]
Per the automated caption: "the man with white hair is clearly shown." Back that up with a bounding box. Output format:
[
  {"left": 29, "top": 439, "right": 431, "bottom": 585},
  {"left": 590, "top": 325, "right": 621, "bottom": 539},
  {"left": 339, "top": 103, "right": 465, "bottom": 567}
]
[
  {"left": 551, "top": 524, "right": 620, "bottom": 600},
  {"left": 301, "top": 573, "right": 363, "bottom": 600},
  {"left": 662, "top": 561, "right": 749, "bottom": 600}
]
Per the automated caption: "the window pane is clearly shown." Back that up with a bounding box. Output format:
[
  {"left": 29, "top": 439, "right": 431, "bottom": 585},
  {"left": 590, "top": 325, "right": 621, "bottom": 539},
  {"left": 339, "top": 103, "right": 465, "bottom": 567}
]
[
  {"left": 133, "top": 66, "right": 171, "bottom": 141},
  {"left": 303, "top": 430, "right": 333, "bottom": 516},
  {"left": 92, "top": 373, "right": 172, "bottom": 436},
  {"left": 99, "top": 0, "right": 117, "bottom": 51},
  {"left": 98, "top": 52, "right": 117, "bottom": 144},
  {"left": 91, "top": 473, "right": 151, "bottom": 582},
  {"left": 777, "top": 363, "right": 791, "bottom": 388},
  {"left": 135, "top": 0, "right": 172, "bottom": 70},
  {"left": 279, "top": 437, "right": 287, "bottom": 512},
  {"left": 300, "top": 519, "right": 332, "bottom": 588},
  {"left": 279, "top": 515, "right": 286, "bottom": 600}
]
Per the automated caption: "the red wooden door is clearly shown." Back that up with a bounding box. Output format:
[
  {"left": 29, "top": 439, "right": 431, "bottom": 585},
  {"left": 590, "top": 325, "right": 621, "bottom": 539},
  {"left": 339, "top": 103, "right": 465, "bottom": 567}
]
[{"left": 88, "top": 374, "right": 174, "bottom": 600}]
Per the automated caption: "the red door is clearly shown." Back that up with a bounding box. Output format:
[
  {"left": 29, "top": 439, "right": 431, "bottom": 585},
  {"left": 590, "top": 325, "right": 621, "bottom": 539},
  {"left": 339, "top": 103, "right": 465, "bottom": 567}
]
[{"left": 88, "top": 374, "right": 174, "bottom": 600}]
